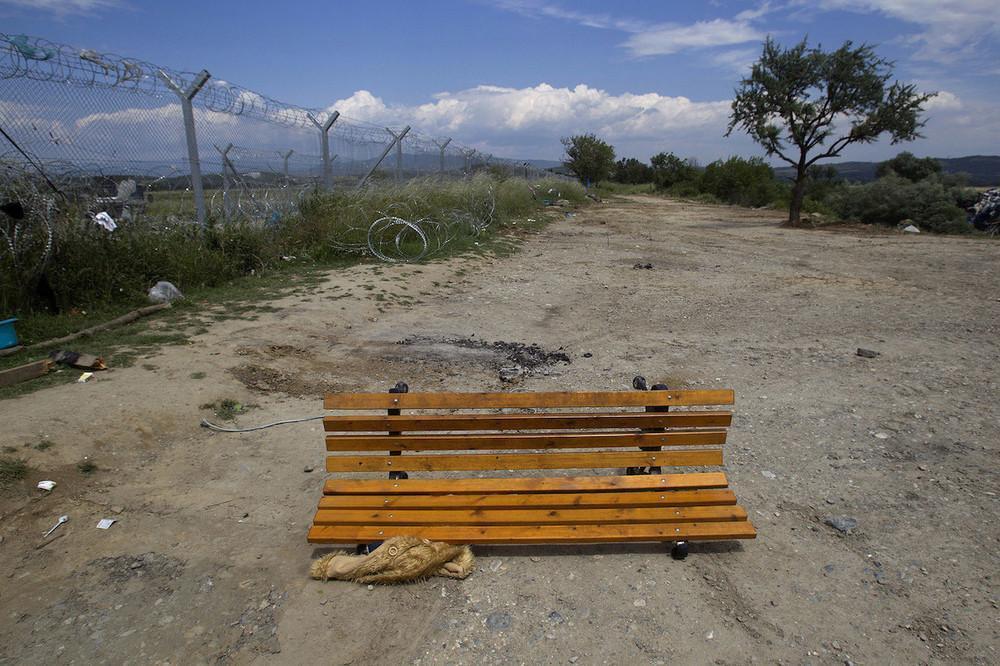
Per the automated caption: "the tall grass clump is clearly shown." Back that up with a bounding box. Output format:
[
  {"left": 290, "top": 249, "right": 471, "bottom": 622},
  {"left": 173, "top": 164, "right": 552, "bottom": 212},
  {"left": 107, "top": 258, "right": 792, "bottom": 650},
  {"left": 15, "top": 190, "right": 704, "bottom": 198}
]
[{"left": 1, "top": 174, "right": 582, "bottom": 315}]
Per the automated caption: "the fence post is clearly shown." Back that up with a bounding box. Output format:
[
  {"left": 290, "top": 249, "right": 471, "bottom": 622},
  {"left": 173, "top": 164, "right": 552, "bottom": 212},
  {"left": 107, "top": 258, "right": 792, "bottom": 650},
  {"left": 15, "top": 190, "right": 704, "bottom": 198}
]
[
  {"left": 213, "top": 143, "right": 234, "bottom": 223},
  {"left": 385, "top": 126, "right": 409, "bottom": 183},
  {"left": 158, "top": 69, "right": 211, "bottom": 225},
  {"left": 282, "top": 149, "right": 294, "bottom": 182},
  {"left": 433, "top": 138, "right": 452, "bottom": 175},
  {"left": 307, "top": 110, "right": 339, "bottom": 190},
  {"left": 357, "top": 126, "right": 410, "bottom": 189}
]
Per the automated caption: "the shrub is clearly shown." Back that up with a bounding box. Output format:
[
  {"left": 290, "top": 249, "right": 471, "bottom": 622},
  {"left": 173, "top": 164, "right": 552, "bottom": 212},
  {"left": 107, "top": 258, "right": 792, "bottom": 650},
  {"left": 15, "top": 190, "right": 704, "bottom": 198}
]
[
  {"left": 650, "top": 152, "right": 699, "bottom": 190},
  {"left": 876, "top": 151, "right": 941, "bottom": 183},
  {"left": 830, "top": 174, "right": 971, "bottom": 233},
  {"left": 699, "top": 156, "right": 781, "bottom": 207}
]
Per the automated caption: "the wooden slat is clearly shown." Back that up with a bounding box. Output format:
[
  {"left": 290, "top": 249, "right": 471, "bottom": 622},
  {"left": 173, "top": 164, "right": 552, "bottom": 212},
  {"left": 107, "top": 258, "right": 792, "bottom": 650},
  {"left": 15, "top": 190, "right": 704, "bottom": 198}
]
[
  {"left": 324, "top": 411, "right": 733, "bottom": 432},
  {"left": 326, "top": 430, "right": 727, "bottom": 452},
  {"left": 318, "top": 488, "right": 738, "bottom": 509},
  {"left": 307, "top": 521, "right": 757, "bottom": 544},
  {"left": 324, "top": 472, "right": 730, "bottom": 495},
  {"left": 325, "top": 449, "right": 723, "bottom": 472},
  {"left": 313, "top": 505, "right": 747, "bottom": 526},
  {"left": 324, "top": 389, "right": 734, "bottom": 410}
]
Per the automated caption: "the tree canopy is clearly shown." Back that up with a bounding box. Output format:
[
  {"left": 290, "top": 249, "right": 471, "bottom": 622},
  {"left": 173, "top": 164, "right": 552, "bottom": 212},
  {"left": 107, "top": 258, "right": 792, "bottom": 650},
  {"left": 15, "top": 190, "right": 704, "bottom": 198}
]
[
  {"left": 561, "top": 134, "right": 615, "bottom": 185},
  {"left": 727, "top": 37, "right": 932, "bottom": 225}
]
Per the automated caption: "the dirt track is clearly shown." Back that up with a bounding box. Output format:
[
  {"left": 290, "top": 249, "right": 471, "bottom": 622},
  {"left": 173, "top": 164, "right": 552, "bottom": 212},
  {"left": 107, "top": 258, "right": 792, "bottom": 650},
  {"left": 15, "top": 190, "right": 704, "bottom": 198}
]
[{"left": 1, "top": 195, "right": 998, "bottom": 665}]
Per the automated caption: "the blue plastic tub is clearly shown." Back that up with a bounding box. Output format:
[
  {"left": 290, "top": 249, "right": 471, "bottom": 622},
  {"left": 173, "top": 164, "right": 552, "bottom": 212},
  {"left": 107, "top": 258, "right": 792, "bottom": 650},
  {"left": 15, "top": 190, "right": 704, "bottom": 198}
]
[{"left": 0, "top": 318, "right": 18, "bottom": 349}]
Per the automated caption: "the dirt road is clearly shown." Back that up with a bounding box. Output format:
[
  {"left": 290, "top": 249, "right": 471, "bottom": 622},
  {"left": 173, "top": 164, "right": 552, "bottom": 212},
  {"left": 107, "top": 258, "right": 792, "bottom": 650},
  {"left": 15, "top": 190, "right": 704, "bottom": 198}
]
[{"left": 1, "top": 196, "right": 997, "bottom": 664}]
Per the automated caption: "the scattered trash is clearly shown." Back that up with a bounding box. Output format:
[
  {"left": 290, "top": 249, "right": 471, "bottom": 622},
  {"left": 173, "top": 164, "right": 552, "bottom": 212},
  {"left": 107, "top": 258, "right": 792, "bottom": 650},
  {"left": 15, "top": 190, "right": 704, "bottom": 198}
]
[
  {"left": 49, "top": 350, "right": 107, "bottom": 370},
  {"left": 498, "top": 366, "right": 522, "bottom": 383},
  {"left": 901, "top": 224, "right": 920, "bottom": 234},
  {"left": 632, "top": 263, "right": 653, "bottom": 270},
  {"left": 873, "top": 432, "right": 890, "bottom": 439},
  {"left": 761, "top": 470, "right": 777, "bottom": 479},
  {"left": 310, "top": 536, "right": 474, "bottom": 584},
  {"left": 969, "top": 188, "right": 1000, "bottom": 233},
  {"left": 148, "top": 280, "right": 183, "bottom": 304},
  {"left": 36, "top": 480, "right": 56, "bottom": 491},
  {"left": 564, "top": 212, "right": 576, "bottom": 218},
  {"left": 0, "top": 317, "right": 18, "bottom": 349},
  {"left": 856, "top": 348, "right": 879, "bottom": 358},
  {"left": 77, "top": 372, "right": 94, "bottom": 383},
  {"left": 96, "top": 518, "right": 116, "bottom": 529},
  {"left": 92, "top": 211, "right": 117, "bottom": 232},
  {"left": 43, "top": 515, "right": 68, "bottom": 537},
  {"left": 824, "top": 516, "right": 858, "bottom": 534},
  {"left": 489, "top": 559, "right": 503, "bottom": 572}
]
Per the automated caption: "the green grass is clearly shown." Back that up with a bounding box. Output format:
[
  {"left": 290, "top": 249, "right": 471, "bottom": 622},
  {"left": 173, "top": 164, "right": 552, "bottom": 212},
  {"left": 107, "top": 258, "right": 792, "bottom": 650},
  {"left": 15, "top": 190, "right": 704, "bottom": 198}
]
[
  {"left": 0, "top": 456, "right": 29, "bottom": 488},
  {"left": 202, "top": 398, "right": 256, "bottom": 421},
  {"left": 1, "top": 176, "right": 585, "bottom": 401},
  {"left": 190, "top": 371, "right": 207, "bottom": 380}
]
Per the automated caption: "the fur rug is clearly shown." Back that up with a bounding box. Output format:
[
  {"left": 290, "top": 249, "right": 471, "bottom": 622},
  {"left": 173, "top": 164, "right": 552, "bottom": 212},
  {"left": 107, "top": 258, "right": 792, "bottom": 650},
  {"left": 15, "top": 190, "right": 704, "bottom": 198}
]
[{"left": 310, "top": 536, "right": 475, "bottom": 584}]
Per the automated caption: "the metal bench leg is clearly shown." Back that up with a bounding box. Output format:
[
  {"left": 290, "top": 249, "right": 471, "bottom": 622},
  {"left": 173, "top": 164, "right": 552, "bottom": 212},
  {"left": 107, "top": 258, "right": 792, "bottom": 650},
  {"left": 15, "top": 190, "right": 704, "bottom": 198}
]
[
  {"left": 388, "top": 381, "right": 408, "bottom": 480},
  {"left": 356, "top": 542, "right": 383, "bottom": 555},
  {"left": 630, "top": 377, "right": 667, "bottom": 475},
  {"left": 671, "top": 541, "right": 689, "bottom": 560}
]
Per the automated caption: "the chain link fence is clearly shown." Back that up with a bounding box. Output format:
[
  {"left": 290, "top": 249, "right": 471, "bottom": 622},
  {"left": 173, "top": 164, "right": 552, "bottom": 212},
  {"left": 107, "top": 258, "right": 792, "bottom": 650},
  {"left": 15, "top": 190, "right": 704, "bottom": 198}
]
[{"left": 0, "top": 33, "right": 566, "bottom": 219}]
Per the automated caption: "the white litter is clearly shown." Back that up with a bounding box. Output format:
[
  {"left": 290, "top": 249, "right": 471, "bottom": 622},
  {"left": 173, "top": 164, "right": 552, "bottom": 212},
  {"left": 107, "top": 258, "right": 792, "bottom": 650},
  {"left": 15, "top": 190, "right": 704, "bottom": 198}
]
[
  {"left": 93, "top": 211, "right": 117, "bottom": 232},
  {"left": 37, "top": 480, "right": 56, "bottom": 491},
  {"left": 77, "top": 372, "right": 93, "bottom": 383},
  {"left": 96, "top": 518, "right": 116, "bottom": 530}
]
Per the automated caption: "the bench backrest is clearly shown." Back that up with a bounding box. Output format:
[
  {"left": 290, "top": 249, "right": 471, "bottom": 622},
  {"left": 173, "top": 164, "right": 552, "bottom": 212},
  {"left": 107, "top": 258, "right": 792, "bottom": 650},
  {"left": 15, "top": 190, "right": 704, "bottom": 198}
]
[{"left": 323, "top": 388, "right": 734, "bottom": 475}]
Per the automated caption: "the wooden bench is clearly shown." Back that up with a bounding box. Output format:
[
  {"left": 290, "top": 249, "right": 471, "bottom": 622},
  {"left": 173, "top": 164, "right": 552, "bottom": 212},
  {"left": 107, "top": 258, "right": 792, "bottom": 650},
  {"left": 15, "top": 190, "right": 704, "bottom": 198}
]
[{"left": 308, "top": 380, "right": 755, "bottom": 558}]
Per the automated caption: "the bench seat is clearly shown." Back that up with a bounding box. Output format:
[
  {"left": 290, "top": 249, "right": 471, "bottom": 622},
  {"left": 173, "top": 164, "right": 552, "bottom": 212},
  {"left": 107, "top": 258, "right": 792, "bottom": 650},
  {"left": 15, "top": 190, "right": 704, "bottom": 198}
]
[{"left": 308, "top": 472, "right": 755, "bottom": 543}]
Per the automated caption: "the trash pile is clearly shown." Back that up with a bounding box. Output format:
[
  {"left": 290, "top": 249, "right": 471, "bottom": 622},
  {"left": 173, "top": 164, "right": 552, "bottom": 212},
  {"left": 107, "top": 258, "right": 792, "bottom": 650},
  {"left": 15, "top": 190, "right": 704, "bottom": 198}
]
[{"left": 970, "top": 188, "right": 1000, "bottom": 234}]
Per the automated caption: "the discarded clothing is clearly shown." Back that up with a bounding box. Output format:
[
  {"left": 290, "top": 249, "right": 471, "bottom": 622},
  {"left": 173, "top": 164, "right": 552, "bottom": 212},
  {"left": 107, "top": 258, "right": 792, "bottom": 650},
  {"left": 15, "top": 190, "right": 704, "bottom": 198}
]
[{"left": 310, "top": 536, "right": 475, "bottom": 584}]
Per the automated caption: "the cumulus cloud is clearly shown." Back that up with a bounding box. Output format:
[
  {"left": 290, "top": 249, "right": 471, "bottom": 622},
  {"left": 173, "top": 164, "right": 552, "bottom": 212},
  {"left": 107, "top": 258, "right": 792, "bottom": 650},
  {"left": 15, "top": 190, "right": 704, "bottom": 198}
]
[
  {"left": 331, "top": 83, "right": 731, "bottom": 144},
  {"left": 924, "top": 90, "right": 962, "bottom": 112}
]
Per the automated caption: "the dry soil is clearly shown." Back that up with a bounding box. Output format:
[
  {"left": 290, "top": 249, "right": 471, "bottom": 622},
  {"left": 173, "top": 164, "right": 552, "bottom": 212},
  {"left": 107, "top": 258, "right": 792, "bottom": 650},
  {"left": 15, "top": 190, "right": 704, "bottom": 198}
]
[{"left": 1, "top": 195, "right": 998, "bottom": 665}]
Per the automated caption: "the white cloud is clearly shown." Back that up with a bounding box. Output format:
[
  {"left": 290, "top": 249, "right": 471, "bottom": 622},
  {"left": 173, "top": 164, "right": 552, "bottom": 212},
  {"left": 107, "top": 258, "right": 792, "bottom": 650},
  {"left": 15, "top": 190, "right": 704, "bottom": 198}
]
[
  {"left": 924, "top": 90, "right": 961, "bottom": 112},
  {"left": 623, "top": 19, "right": 765, "bottom": 57},
  {"left": 491, "top": 1, "right": 766, "bottom": 59},
  {"left": 332, "top": 83, "right": 731, "bottom": 146},
  {"left": 0, "top": 0, "right": 121, "bottom": 14},
  {"left": 809, "top": 1, "right": 1000, "bottom": 61}
]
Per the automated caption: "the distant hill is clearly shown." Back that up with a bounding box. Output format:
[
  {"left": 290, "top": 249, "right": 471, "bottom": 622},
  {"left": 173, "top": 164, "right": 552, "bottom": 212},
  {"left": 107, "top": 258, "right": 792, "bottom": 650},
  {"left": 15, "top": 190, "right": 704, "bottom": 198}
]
[{"left": 774, "top": 155, "right": 1000, "bottom": 186}]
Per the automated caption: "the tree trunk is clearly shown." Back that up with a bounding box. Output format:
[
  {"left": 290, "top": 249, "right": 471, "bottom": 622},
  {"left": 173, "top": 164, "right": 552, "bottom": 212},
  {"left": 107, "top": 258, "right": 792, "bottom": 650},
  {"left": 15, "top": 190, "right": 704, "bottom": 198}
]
[{"left": 786, "top": 165, "right": 808, "bottom": 226}]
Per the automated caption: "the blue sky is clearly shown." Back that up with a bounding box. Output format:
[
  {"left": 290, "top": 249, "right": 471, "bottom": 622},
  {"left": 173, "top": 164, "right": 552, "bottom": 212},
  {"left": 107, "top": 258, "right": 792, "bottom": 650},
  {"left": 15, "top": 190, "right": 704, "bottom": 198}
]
[{"left": 2, "top": 0, "right": 998, "bottom": 163}]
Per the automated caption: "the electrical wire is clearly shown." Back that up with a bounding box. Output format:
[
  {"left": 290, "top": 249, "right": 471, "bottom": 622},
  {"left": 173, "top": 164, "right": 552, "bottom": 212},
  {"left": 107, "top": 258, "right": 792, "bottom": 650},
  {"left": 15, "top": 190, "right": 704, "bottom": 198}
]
[{"left": 200, "top": 415, "right": 324, "bottom": 432}]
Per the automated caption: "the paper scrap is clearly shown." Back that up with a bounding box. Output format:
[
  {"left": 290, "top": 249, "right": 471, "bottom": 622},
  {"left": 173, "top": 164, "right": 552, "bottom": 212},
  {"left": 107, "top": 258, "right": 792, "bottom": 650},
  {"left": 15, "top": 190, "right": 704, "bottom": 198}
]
[
  {"left": 96, "top": 518, "right": 116, "bottom": 529},
  {"left": 37, "top": 480, "right": 56, "bottom": 491},
  {"left": 77, "top": 372, "right": 93, "bottom": 383}
]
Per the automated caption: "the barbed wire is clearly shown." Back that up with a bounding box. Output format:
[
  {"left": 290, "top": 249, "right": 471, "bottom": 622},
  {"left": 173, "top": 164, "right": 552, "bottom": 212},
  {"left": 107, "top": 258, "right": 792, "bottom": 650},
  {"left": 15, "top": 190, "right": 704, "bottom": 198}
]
[{"left": 0, "top": 32, "right": 572, "bottom": 266}]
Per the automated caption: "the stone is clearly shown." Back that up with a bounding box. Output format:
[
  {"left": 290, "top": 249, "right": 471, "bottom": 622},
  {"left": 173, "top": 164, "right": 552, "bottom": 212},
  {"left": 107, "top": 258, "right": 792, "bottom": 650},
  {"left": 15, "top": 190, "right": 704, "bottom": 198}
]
[
  {"left": 303, "top": 466, "right": 314, "bottom": 473},
  {"left": 485, "top": 611, "right": 512, "bottom": 631},
  {"left": 548, "top": 611, "right": 564, "bottom": 623},
  {"left": 856, "top": 348, "right": 879, "bottom": 358},
  {"left": 633, "top": 599, "right": 646, "bottom": 607},
  {"left": 824, "top": 516, "right": 858, "bottom": 534},
  {"left": 499, "top": 367, "right": 522, "bottom": 383},
  {"left": 110, "top": 506, "right": 124, "bottom": 514},
  {"left": 761, "top": 470, "right": 776, "bottom": 480}
]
